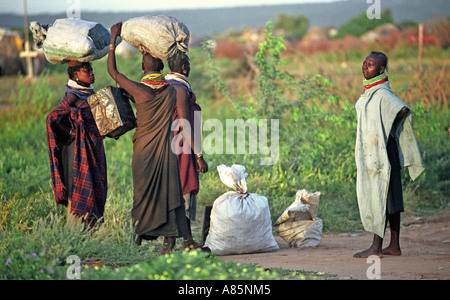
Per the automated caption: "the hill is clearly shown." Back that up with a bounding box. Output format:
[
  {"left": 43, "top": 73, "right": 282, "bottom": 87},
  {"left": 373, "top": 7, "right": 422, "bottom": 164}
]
[{"left": 1, "top": 0, "right": 449, "bottom": 41}]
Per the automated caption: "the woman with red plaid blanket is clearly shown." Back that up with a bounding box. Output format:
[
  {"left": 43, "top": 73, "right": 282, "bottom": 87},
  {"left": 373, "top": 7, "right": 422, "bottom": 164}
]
[
  {"left": 46, "top": 61, "right": 107, "bottom": 228},
  {"left": 108, "top": 22, "right": 189, "bottom": 254}
]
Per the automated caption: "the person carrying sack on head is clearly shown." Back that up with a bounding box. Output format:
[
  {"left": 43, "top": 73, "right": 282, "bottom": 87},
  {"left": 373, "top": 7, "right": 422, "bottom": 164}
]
[
  {"left": 47, "top": 61, "right": 107, "bottom": 229},
  {"left": 107, "top": 22, "right": 189, "bottom": 254}
]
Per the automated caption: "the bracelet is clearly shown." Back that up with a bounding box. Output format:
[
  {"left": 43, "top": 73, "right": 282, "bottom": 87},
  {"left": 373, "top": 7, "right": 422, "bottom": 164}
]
[
  {"left": 194, "top": 153, "right": 203, "bottom": 159},
  {"left": 109, "top": 44, "right": 115, "bottom": 51}
]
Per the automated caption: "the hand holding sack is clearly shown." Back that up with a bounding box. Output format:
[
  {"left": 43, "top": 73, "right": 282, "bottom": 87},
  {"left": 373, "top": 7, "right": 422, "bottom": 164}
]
[
  {"left": 120, "top": 15, "right": 190, "bottom": 61},
  {"left": 204, "top": 165, "right": 279, "bottom": 255},
  {"left": 30, "top": 18, "right": 120, "bottom": 64}
]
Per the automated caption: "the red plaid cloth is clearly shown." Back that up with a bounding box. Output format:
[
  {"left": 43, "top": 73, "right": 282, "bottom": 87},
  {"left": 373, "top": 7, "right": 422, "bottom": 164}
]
[
  {"left": 171, "top": 84, "right": 201, "bottom": 196},
  {"left": 47, "top": 91, "right": 107, "bottom": 221}
]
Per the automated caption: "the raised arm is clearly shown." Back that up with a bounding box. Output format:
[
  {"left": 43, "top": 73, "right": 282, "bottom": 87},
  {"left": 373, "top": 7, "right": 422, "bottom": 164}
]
[{"left": 107, "top": 22, "right": 146, "bottom": 102}]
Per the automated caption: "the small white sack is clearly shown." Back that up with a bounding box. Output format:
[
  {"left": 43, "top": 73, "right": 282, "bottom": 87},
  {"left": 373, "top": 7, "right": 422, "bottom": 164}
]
[
  {"left": 274, "top": 189, "right": 323, "bottom": 247},
  {"left": 30, "top": 18, "right": 117, "bottom": 64},
  {"left": 205, "top": 165, "right": 279, "bottom": 255},
  {"left": 121, "top": 15, "right": 190, "bottom": 61}
]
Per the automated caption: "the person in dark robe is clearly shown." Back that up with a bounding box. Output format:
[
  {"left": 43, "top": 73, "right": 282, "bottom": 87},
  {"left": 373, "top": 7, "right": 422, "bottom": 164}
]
[
  {"left": 107, "top": 22, "right": 188, "bottom": 254},
  {"left": 166, "top": 52, "right": 208, "bottom": 249},
  {"left": 46, "top": 61, "right": 107, "bottom": 228}
]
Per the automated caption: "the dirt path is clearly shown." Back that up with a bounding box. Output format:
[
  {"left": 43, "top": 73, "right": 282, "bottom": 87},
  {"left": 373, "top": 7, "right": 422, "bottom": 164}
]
[{"left": 218, "top": 211, "right": 450, "bottom": 280}]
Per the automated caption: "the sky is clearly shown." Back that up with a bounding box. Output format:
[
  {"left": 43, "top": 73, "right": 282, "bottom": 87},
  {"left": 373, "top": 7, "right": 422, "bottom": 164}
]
[{"left": 1, "top": 0, "right": 341, "bottom": 15}]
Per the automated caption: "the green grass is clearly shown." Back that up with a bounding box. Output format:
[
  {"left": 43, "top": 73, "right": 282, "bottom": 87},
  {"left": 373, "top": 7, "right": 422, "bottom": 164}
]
[{"left": 0, "top": 40, "right": 449, "bottom": 279}]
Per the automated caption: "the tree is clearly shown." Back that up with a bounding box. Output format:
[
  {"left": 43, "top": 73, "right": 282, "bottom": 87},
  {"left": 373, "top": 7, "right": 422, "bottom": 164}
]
[
  {"left": 336, "top": 9, "right": 394, "bottom": 38},
  {"left": 273, "top": 13, "right": 309, "bottom": 42},
  {"left": 203, "top": 22, "right": 356, "bottom": 174}
]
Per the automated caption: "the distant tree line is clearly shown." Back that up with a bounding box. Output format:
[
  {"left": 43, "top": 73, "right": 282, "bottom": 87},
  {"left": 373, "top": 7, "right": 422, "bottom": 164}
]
[{"left": 273, "top": 9, "right": 420, "bottom": 41}]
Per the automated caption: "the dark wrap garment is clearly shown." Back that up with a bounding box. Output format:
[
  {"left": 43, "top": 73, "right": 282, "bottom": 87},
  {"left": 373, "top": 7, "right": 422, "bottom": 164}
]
[
  {"left": 131, "top": 83, "right": 188, "bottom": 238},
  {"left": 46, "top": 87, "right": 107, "bottom": 222}
]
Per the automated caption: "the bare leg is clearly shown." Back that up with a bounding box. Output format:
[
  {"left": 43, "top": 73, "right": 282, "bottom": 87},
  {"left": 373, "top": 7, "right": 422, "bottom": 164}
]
[
  {"left": 135, "top": 235, "right": 143, "bottom": 246},
  {"left": 354, "top": 234, "right": 384, "bottom": 258},
  {"left": 183, "top": 218, "right": 200, "bottom": 249},
  {"left": 383, "top": 212, "right": 402, "bottom": 256},
  {"left": 161, "top": 236, "right": 176, "bottom": 255}
]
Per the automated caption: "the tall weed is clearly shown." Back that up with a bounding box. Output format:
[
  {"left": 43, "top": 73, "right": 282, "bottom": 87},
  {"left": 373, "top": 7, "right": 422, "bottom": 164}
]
[
  {"left": 201, "top": 22, "right": 449, "bottom": 229},
  {"left": 202, "top": 23, "right": 361, "bottom": 227}
]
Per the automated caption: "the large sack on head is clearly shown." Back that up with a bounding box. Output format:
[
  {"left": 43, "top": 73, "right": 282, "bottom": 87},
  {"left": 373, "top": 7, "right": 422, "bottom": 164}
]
[
  {"left": 204, "top": 164, "right": 279, "bottom": 255},
  {"left": 120, "top": 15, "right": 190, "bottom": 61},
  {"left": 30, "top": 18, "right": 118, "bottom": 64}
]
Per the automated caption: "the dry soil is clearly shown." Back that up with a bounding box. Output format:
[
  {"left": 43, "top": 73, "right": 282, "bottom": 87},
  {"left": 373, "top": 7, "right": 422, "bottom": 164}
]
[{"left": 218, "top": 211, "right": 450, "bottom": 280}]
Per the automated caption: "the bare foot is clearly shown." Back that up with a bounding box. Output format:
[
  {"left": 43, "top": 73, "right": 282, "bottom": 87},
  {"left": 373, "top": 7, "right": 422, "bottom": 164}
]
[
  {"left": 382, "top": 245, "right": 402, "bottom": 256},
  {"left": 353, "top": 248, "right": 383, "bottom": 258},
  {"left": 160, "top": 237, "right": 176, "bottom": 255},
  {"left": 183, "top": 238, "right": 200, "bottom": 250},
  {"left": 135, "top": 235, "right": 142, "bottom": 246}
]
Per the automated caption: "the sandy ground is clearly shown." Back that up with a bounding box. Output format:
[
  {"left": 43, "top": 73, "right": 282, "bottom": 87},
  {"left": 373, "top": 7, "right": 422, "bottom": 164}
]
[{"left": 218, "top": 211, "right": 450, "bottom": 280}]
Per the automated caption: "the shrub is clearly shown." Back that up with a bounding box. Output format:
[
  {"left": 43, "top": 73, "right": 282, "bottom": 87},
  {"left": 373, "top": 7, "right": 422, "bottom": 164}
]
[
  {"left": 336, "top": 9, "right": 394, "bottom": 38},
  {"left": 82, "top": 249, "right": 302, "bottom": 280},
  {"left": 274, "top": 13, "right": 309, "bottom": 42}
]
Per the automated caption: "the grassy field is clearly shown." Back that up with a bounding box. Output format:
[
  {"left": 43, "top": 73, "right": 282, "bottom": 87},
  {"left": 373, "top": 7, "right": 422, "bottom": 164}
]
[{"left": 0, "top": 29, "right": 449, "bottom": 279}]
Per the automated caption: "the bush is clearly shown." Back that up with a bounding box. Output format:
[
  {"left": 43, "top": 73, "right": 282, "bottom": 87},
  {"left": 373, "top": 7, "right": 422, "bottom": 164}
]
[
  {"left": 82, "top": 249, "right": 304, "bottom": 280},
  {"left": 202, "top": 21, "right": 450, "bottom": 230},
  {"left": 274, "top": 13, "right": 309, "bottom": 42},
  {"left": 202, "top": 22, "right": 362, "bottom": 230},
  {"left": 336, "top": 9, "right": 394, "bottom": 38}
]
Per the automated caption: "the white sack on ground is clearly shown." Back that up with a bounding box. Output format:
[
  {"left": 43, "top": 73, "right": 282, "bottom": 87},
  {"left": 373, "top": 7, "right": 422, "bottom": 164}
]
[
  {"left": 30, "top": 18, "right": 118, "bottom": 64},
  {"left": 205, "top": 164, "right": 279, "bottom": 255},
  {"left": 274, "top": 189, "right": 323, "bottom": 247},
  {"left": 120, "top": 15, "right": 190, "bottom": 61}
]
